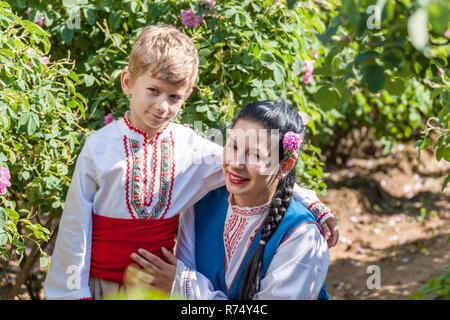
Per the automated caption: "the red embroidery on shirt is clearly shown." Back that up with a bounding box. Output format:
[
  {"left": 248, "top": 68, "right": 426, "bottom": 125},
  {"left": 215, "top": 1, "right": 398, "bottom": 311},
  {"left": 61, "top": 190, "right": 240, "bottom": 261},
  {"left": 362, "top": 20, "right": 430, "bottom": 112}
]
[{"left": 123, "top": 135, "right": 137, "bottom": 219}]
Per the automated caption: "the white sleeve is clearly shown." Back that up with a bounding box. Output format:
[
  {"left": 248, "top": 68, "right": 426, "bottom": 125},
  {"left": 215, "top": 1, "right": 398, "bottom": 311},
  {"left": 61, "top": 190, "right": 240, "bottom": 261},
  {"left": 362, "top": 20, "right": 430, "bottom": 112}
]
[
  {"left": 292, "top": 184, "right": 335, "bottom": 226},
  {"left": 255, "top": 223, "right": 329, "bottom": 300},
  {"left": 44, "top": 140, "right": 98, "bottom": 300},
  {"left": 171, "top": 205, "right": 228, "bottom": 300},
  {"left": 174, "top": 206, "right": 196, "bottom": 269},
  {"left": 177, "top": 129, "right": 225, "bottom": 211}
]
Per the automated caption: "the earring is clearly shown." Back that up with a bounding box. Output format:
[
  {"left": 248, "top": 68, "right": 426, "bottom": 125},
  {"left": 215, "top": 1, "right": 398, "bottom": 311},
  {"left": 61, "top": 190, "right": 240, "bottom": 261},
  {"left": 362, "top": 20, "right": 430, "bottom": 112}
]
[{"left": 282, "top": 157, "right": 295, "bottom": 171}]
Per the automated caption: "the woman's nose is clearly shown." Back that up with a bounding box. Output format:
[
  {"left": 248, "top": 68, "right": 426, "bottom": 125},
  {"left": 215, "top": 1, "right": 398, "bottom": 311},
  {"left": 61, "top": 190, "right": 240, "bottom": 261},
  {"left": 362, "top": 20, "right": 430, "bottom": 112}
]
[{"left": 229, "top": 152, "right": 246, "bottom": 168}]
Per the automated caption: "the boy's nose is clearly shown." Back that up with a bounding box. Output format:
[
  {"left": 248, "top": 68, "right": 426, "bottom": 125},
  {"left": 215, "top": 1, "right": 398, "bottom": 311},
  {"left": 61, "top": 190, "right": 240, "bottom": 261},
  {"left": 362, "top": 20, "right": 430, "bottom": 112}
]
[{"left": 155, "top": 98, "right": 170, "bottom": 114}]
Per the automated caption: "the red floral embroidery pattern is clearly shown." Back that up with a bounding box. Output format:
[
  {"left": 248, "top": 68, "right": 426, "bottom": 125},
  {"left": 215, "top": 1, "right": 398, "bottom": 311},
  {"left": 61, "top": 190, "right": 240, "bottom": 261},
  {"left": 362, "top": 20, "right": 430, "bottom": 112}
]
[
  {"left": 161, "top": 131, "right": 175, "bottom": 219},
  {"left": 224, "top": 214, "right": 248, "bottom": 272},
  {"left": 123, "top": 135, "right": 137, "bottom": 219},
  {"left": 123, "top": 129, "right": 175, "bottom": 219}
]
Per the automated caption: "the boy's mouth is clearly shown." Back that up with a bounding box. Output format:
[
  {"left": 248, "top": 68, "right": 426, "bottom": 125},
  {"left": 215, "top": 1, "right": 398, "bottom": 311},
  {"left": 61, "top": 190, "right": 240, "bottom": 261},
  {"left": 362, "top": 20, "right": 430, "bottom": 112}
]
[{"left": 228, "top": 171, "right": 250, "bottom": 185}]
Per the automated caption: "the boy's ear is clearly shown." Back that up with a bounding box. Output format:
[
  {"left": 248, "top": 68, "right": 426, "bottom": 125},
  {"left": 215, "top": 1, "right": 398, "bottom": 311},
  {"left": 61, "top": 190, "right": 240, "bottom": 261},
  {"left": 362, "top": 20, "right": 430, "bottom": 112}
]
[
  {"left": 185, "top": 88, "right": 193, "bottom": 100},
  {"left": 121, "top": 70, "right": 133, "bottom": 97}
]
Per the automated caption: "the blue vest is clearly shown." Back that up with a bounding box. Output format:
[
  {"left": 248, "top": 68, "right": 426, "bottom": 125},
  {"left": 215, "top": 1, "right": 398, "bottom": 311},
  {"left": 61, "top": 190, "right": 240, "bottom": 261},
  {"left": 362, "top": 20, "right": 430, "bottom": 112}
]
[{"left": 194, "top": 186, "right": 329, "bottom": 300}]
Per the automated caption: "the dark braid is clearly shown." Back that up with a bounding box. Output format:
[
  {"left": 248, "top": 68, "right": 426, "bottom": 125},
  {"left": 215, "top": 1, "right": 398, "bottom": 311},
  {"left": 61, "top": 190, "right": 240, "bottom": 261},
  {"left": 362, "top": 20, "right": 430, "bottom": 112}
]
[{"left": 233, "top": 101, "right": 304, "bottom": 300}]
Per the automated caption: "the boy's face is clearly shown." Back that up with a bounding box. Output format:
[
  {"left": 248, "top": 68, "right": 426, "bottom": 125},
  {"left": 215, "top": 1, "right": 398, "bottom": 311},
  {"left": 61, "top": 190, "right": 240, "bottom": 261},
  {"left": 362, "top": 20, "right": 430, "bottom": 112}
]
[{"left": 121, "top": 70, "right": 191, "bottom": 135}]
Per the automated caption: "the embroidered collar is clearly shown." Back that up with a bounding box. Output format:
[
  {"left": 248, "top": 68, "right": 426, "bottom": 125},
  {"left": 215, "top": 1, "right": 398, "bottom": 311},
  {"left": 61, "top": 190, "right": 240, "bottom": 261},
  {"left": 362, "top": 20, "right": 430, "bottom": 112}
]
[
  {"left": 228, "top": 195, "right": 271, "bottom": 217},
  {"left": 123, "top": 111, "right": 170, "bottom": 143}
]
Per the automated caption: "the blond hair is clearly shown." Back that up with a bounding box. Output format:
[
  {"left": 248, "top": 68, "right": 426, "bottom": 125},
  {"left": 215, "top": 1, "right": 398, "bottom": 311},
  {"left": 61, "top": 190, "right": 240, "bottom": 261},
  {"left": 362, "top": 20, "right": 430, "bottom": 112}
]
[{"left": 128, "top": 25, "right": 199, "bottom": 91}]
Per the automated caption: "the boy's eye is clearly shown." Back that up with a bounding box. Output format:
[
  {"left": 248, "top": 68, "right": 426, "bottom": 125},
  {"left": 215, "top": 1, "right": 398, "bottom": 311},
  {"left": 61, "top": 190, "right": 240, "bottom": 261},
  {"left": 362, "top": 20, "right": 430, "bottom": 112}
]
[
  {"left": 170, "top": 95, "right": 181, "bottom": 101},
  {"left": 148, "top": 88, "right": 158, "bottom": 94}
]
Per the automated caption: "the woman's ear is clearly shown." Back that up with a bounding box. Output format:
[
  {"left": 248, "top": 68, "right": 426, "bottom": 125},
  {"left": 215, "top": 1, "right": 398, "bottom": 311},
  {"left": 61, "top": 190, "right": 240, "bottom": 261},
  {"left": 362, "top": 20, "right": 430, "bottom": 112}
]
[{"left": 278, "top": 157, "right": 296, "bottom": 178}]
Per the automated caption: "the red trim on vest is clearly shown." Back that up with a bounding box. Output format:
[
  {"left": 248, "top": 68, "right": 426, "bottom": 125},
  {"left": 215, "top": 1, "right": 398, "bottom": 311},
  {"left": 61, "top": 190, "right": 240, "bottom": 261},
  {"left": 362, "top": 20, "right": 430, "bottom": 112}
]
[{"left": 89, "top": 212, "right": 179, "bottom": 284}]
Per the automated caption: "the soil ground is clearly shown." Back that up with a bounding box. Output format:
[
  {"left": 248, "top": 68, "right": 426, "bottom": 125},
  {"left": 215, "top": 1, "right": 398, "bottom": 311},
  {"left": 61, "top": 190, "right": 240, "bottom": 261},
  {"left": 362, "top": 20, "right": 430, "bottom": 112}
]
[
  {"left": 323, "top": 142, "right": 450, "bottom": 300},
  {"left": 1, "top": 141, "right": 449, "bottom": 300}
]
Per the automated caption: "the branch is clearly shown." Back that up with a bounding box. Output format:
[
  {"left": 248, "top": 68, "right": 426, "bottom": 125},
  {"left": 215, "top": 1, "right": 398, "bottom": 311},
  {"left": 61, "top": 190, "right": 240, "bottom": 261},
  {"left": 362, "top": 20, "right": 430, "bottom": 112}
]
[{"left": 7, "top": 217, "right": 54, "bottom": 300}]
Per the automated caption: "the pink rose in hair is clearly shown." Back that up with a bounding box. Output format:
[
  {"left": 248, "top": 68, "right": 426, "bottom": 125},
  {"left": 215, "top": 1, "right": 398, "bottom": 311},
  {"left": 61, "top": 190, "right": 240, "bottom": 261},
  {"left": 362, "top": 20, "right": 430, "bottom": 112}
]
[
  {"left": 104, "top": 113, "right": 116, "bottom": 125},
  {"left": 0, "top": 167, "right": 11, "bottom": 195},
  {"left": 283, "top": 132, "right": 304, "bottom": 151},
  {"left": 181, "top": 9, "right": 203, "bottom": 28}
]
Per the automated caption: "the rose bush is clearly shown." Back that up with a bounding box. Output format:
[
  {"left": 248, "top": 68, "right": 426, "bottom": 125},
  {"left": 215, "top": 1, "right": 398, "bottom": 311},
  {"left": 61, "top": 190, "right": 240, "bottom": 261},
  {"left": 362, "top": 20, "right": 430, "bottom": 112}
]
[{"left": 0, "top": 1, "right": 89, "bottom": 297}]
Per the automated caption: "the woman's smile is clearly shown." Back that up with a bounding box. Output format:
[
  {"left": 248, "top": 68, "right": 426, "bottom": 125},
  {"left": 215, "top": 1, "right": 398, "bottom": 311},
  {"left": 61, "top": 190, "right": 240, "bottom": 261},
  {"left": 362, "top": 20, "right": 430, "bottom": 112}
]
[{"left": 228, "top": 171, "right": 250, "bottom": 185}]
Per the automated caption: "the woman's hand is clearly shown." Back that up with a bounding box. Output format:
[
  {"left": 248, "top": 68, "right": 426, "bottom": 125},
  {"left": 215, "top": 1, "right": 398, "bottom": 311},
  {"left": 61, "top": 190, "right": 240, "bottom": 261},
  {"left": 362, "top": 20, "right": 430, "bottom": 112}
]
[
  {"left": 321, "top": 216, "right": 339, "bottom": 248},
  {"left": 130, "top": 247, "right": 177, "bottom": 295}
]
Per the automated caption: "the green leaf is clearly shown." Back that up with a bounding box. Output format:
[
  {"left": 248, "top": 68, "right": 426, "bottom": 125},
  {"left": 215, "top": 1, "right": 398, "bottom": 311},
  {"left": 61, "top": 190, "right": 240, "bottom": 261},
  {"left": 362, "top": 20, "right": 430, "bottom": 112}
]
[
  {"left": 287, "top": 0, "right": 299, "bottom": 10},
  {"left": 385, "top": 78, "right": 406, "bottom": 96},
  {"left": 40, "top": 256, "right": 48, "bottom": 268},
  {"left": 0, "top": 232, "right": 8, "bottom": 246},
  {"left": 363, "top": 65, "right": 385, "bottom": 93},
  {"left": 407, "top": 9, "right": 429, "bottom": 51},
  {"left": 315, "top": 85, "right": 339, "bottom": 111},
  {"left": 0, "top": 208, "right": 7, "bottom": 229},
  {"left": 84, "top": 74, "right": 94, "bottom": 87},
  {"left": 61, "top": 26, "right": 74, "bottom": 43},
  {"left": 18, "top": 112, "right": 31, "bottom": 126},
  {"left": 84, "top": 8, "right": 96, "bottom": 25}
]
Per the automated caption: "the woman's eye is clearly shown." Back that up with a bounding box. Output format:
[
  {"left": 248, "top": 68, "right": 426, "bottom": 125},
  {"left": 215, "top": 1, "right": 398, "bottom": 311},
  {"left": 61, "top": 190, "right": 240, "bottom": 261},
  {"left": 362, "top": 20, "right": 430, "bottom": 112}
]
[
  {"left": 170, "top": 95, "right": 181, "bottom": 101},
  {"left": 148, "top": 88, "right": 158, "bottom": 94}
]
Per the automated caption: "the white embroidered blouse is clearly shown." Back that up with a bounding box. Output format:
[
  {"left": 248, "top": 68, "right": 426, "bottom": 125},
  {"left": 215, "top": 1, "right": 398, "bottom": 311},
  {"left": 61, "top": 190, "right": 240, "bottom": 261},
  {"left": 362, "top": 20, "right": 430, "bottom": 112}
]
[
  {"left": 44, "top": 112, "right": 333, "bottom": 300},
  {"left": 172, "top": 198, "right": 330, "bottom": 300}
]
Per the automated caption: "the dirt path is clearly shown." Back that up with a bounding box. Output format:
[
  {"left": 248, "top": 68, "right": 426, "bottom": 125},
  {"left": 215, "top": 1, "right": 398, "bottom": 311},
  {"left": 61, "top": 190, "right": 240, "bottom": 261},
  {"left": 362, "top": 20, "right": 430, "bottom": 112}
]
[{"left": 323, "top": 142, "right": 450, "bottom": 299}]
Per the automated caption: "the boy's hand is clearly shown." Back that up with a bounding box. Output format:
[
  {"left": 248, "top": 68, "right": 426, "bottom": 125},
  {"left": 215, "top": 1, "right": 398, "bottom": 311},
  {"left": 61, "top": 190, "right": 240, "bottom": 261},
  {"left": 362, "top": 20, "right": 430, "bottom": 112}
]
[
  {"left": 130, "top": 247, "right": 177, "bottom": 295},
  {"left": 322, "top": 216, "right": 339, "bottom": 248}
]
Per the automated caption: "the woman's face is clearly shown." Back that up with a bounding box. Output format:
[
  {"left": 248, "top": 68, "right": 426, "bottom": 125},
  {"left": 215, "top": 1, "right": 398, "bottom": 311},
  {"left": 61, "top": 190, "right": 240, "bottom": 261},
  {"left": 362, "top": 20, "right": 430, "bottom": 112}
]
[{"left": 222, "top": 119, "right": 281, "bottom": 206}]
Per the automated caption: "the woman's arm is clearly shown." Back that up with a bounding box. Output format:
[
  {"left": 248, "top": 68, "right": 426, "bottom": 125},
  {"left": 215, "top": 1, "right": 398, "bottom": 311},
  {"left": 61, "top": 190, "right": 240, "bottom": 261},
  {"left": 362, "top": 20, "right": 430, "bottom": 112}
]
[{"left": 43, "top": 141, "right": 98, "bottom": 300}]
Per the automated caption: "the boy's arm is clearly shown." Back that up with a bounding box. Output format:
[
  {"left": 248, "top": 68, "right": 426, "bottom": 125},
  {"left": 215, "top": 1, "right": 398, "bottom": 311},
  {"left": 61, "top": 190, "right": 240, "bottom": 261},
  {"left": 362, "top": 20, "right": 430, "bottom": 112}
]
[
  {"left": 292, "top": 184, "right": 339, "bottom": 247},
  {"left": 44, "top": 142, "right": 98, "bottom": 300},
  {"left": 176, "top": 128, "right": 225, "bottom": 212}
]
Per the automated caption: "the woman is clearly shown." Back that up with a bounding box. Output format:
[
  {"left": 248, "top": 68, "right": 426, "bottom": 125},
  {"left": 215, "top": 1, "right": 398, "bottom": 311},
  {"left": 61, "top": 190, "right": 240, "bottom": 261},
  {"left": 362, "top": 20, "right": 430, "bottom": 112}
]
[{"left": 131, "top": 100, "right": 330, "bottom": 299}]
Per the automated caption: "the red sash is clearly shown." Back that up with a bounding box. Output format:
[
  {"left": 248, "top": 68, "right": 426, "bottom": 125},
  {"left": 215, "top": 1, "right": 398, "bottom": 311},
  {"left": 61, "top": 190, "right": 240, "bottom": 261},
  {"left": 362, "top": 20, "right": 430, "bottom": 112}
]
[{"left": 90, "top": 212, "right": 179, "bottom": 284}]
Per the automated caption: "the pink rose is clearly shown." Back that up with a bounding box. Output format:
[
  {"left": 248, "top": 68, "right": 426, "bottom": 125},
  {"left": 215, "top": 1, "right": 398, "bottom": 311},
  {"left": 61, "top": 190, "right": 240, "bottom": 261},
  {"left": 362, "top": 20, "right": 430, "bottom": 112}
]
[
  {"left": 445, "top": 29, "right": 450, "bottom": 38},
  {"left": 303, "top": 59, "right": 314, "bottom": 74},
  {"left": 40, "top": 56, "right": 49, "bottom": 66},
  {"left": 181, "top": 9, "right": 203, "bottom": 28},
  {"left": 438, "top": 68, "right": 444, "bottom": 76},
  {"left": 303, "top": 72, "right": 314, "bottom": 84},
  {"left": 37, "top": 16, "right": 45, "bottom": 27},
  {"left": 375, "top": 93, "right": 381, "bottom": 98},
  {"left": 204, "top": 0, "right": 216, "bottom": 8},
  {"left": 104, "top": 113, "right": 116, "bottom": 125},
  {"left": 298, "top": 111, "right": 308, "bottom": 125},
  {"left": 312, "top": 50, "right": 319, "bottom": 59},
  {"left": 0, "top": 167, "right": 11, "bottom": 195},
  {"left": 283, "top": 132, "right": 304, "bottom": 151}
]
